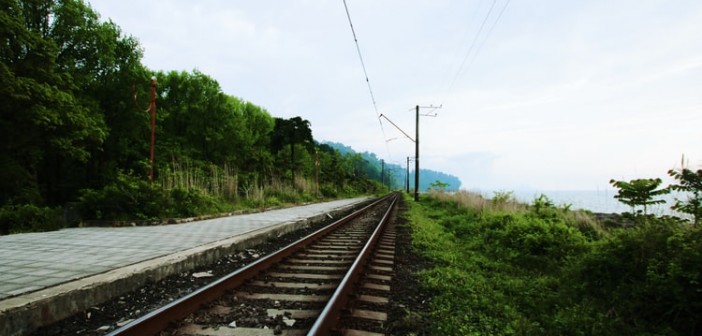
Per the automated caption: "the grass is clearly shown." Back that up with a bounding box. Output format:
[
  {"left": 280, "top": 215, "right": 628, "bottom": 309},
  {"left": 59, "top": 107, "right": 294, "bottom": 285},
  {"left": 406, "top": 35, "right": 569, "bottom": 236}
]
[{"left": 406, "top": 191, "right": 701, "bottom": 335}]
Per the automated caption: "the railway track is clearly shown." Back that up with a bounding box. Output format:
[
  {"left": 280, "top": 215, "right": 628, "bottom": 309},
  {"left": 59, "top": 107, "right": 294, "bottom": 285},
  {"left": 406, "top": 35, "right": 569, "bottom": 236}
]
[{"left": 108, "top": 193, "right": 400, "bottom": 336}]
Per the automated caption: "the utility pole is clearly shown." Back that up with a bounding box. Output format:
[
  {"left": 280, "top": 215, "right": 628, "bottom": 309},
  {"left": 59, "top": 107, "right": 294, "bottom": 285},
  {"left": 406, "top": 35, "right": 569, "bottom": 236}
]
[
  {"left": 315, "top": 148, "right": 320, "bottom": 196},
  {"left": 414, "top": 104, "right": 440, "bottom": 201},
  {"left": 406, "top": 156, "right": 410, "bottom": 193},
  {"left": 381, "top": 159, "right": 385, "bottom": 187},
  {"left": 414, "top": 105, "right": 419, "bottom": 201},
  {"left": 134, "top": 77, "right": 157, "bottom": 183},
  {"left": 148, "top": 77, "right": 156, "bottom": 183}
]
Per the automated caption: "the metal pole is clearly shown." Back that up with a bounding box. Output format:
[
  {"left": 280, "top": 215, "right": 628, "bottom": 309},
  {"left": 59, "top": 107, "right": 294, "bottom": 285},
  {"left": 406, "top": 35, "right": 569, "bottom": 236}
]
[
  {"left": 149, "top": 77, "right": 156, "bottom": 183},
  {"left": 315, "top": 148, "right": 320, "bottom": 196},
  {"left": 406, "top": 157, "right": 410, "bottom": 193},
  {"left": 381, "top": 159, "right": 385, "bottom": 187},
  {"left": 414, "top": 105, "right": 419, "bottom": 201}
]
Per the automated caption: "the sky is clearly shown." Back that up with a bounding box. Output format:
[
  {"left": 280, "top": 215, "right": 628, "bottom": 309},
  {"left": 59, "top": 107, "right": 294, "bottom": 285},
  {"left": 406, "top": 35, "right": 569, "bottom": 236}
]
[{"left": 88, "top": 0, "right": 702, "bottom": 192}]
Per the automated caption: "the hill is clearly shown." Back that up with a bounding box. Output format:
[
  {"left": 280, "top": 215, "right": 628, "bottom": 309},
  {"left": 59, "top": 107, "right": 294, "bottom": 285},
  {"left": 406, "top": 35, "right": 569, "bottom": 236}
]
[{"left": 324, "top": 142, "right": 461, "bottom": 191}]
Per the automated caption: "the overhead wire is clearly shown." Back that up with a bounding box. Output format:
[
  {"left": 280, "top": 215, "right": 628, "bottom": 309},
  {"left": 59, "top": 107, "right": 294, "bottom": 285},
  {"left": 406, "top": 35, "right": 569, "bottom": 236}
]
[
  {"left": 440, "top": 0, "right": 511, "bottom": 106},
  {"left": 342, "top": 0, "right": 393, "bottom": 160},
  {"left": 442, "top": 0, "right": 497, "bottom": 103},
  {"left": 463, "top": 0, "right": 511, "bottom": 81}
]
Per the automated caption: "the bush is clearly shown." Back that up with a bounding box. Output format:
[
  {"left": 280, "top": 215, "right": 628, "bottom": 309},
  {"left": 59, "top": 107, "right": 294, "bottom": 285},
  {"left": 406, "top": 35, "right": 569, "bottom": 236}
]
[
  {"left": 481, "top": 213, "right": 587, "bottom": 273},
  {"left": 413, "top": 192, "right": 701, "bottom": 335},
  {"left": 0, "top": 204, "right": 64, "bottom": 234},
  {"left": 78, "top": 173, "right": 172, "bottom": 220},
  {"left": 170, "top": 187, "right": 227, "bottom": 217},
  {"left": 569, "top": 221, "right": 702, "bottom": 334}
]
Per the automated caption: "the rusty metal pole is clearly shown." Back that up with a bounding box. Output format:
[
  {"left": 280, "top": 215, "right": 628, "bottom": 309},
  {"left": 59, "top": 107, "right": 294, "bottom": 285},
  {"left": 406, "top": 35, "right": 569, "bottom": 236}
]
[{"left": 149, "top": 77, "right": 156, "bottom": 183}]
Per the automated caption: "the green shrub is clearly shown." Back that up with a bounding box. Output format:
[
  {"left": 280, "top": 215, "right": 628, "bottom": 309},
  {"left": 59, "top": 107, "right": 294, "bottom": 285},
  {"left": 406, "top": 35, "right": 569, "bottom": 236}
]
[
  {"left": 0, "top": 204, "right": 64, "bottom": 234},
  {"left": 170, "top": 187, "right": 227, "bottom": 217},
  {"left": 411, "top": 192, "right": 701, "bottom": 335},
  {"left": 319, "top": 184, "right": 338, "bottom": 198},
  {"left": 570, "top": 221, "right": 702, "bottom": 334},
  {"left": 78, "top": 173, "right": 171, "bottom": 220}
]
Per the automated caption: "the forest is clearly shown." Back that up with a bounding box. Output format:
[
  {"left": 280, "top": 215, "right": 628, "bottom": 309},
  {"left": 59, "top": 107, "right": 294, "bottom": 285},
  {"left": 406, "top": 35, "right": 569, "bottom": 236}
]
[{"left": 0, "top": 0, "right": 459, "bottom": 234}]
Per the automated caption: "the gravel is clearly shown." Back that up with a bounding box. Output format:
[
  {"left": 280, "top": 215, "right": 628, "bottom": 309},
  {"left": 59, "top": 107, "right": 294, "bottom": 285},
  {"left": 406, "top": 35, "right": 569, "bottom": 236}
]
[{"left": 386, "top": 199, "right": 435, "bottom": 335}]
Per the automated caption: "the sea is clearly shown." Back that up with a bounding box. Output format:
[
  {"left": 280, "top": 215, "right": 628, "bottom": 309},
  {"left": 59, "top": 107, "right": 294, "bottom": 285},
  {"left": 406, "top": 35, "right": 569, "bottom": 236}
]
[{"left": 470, "top": 189, "right": 687, "bottom": 216}]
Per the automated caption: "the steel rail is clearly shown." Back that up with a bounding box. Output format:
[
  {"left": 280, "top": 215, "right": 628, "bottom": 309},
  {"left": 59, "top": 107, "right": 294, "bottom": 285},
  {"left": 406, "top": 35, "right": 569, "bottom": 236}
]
[
  {"left": 307, "top": 192, "right": 399, "bottom": 335},
  {"left": 107, "top": 195, "right": 391, "bottom": 336}
]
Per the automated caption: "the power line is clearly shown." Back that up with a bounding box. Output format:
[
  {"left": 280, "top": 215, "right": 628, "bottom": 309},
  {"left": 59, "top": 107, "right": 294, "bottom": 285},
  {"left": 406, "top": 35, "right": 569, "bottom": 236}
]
[
  {"left": 342, "top": 0, "right": 392, "bottom": 160},
  {"left": 464, "top": 0, "right": 512, "bottom": 81},
  {"left": 443, "top": 0, "right": 497, "bottom": 100},
  {"left": 441, "top": 0, "right": 510, "bottom": 105}
]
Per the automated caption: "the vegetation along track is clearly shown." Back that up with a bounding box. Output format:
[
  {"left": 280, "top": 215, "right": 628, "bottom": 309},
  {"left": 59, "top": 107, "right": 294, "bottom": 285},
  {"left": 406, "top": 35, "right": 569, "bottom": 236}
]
[{"left": 107, "top": 193, "right": 400, "bottom": 336}]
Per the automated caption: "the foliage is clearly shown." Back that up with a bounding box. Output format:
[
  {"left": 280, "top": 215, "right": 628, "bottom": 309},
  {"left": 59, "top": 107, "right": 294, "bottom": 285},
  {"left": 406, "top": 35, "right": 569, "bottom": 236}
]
[
  {"left": 610, "top": 178, "right": 670, "bottom": 220},
  {"left": 78, "top": 172, "right": 173, "bottom": 220},
  {"left": 668, "top": 168, "right": 702, "bottom": 225},
  {"left": 429, "top": 180, "right": 449, "bottom": 191},
  {"left": 408, "top": 192, "right": 700, "bottom": 335},
  {"left": 270, "top": 117, "right": 314, "bottom": 187},
  {"left": 0, "top": 204, "right": 64, "bottom": 234},
  {"left": 0, "top": 0, "right": 446, "bottom": 233},
  {"left": 78, "top": 172, "right": 230, "bottom": 221},
  {"left": 570, "top": 220, "right": 702, "bottom": 334}
]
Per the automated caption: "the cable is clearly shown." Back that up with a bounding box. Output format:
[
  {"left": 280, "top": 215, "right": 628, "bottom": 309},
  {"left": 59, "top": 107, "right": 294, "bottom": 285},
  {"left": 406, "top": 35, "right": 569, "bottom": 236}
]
[
  {"left": 444, "top": 0, "right": 497, "bottom": 96},
  {"left": 440, "top": 0, "right": 510, "bottom": 105},
  {"left": 464, "top": 0, "right": 511, "bottom": 81},
  {"left": 342, "top": 0, "right": 392, "bottom": 160}
]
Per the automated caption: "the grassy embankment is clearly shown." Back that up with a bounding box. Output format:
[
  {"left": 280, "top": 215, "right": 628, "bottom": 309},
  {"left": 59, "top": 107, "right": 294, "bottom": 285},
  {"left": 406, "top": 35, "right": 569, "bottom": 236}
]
[{"left": 407, "top": 191, "right": 701, "bottom": 335}]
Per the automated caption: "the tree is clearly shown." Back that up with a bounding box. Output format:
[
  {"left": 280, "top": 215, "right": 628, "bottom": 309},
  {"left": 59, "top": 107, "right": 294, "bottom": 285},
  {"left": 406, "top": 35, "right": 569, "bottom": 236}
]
[
  {"left": 235, "top": 101, "right": 274, "bottom": 184},
  {"left": 429, "top": 180, "right": 449, "bottom": 191},
  {"left": 0, "top": 0, "right": 109, "bottom": 205},
  {"left": 668, "top": 168, "right": 702, "bottom": 226},
  {"left": 610, "top": 178, "right": 669, "bottom": 221},
  {"left": 157, "top": 70, "right": 244, "bottom": 164},
  {"left": 270, "top": 117, "right": 313, "bottom": 187}
]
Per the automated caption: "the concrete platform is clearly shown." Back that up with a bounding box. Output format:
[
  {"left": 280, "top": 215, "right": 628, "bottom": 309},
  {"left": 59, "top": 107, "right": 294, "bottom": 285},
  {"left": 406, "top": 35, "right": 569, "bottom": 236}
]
[{"left": 0, "top": 197, "right": 371, "bottom": 336}]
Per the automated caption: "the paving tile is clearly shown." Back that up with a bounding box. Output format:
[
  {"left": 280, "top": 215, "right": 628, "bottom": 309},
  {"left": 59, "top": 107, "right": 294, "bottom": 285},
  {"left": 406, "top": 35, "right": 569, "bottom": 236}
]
[{"left": 0, "top": 197, "right": 367, "bottom": 300}]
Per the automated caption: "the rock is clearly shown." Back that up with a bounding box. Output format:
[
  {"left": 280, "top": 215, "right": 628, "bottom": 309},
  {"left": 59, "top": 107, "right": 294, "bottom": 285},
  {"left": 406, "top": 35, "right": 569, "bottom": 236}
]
[
  {"left": 116, "top": 319, "right": 134, "bottom": 327},
  {"left": 283, "top": 316, "right": 296, "bottom": 327},
  {"left": 192, "top": 271, "right": 213, "bottom": 278},
  {"left": 228, "top": 321, "right": 237, "bottom": 328}
]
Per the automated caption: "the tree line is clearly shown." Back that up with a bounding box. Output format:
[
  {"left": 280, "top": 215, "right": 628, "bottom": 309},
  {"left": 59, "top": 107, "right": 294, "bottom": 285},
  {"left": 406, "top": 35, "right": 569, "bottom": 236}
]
[{"left": 1, "top": 0, "right": 424, "bottom": 233}]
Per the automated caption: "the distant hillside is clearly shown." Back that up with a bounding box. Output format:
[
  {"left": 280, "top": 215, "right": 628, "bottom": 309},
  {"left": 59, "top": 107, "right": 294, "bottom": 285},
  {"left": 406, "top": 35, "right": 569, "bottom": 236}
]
[{"left": 324, "top": 141, "right": 461, "bottom": 191}]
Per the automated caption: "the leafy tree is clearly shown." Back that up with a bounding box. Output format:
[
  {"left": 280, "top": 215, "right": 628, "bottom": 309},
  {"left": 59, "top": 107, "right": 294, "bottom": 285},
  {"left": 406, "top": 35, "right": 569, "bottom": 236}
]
[
  {"left": 429, "top": 180, "right": 449, "bottom": 191},
  {"left": 51, "top": 0, "right": 146, "bottom": 195},
  {"left": 236, "top": 101, "right": 274, "bottom": 182},
  {"left": 270, "top": 117, "right": 314, "bottom": 187},
  {"left": 668, "top": 168, "right": 702, "bottom": 225},
  {"left": 0, "top": 0, "right": 108, "bottom": 205},
  {"left": 157, "top": 70, "right": 245, "bottom": 164},
  {"left": 610, "top": 178, "right": 669, "bottom": 221}
]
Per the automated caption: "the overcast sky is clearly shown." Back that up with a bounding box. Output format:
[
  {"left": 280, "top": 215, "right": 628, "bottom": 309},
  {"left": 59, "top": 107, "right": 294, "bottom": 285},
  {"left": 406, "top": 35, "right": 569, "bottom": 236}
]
[{"left": 89, "top": 0, "right": 702, "bottom": 191}]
